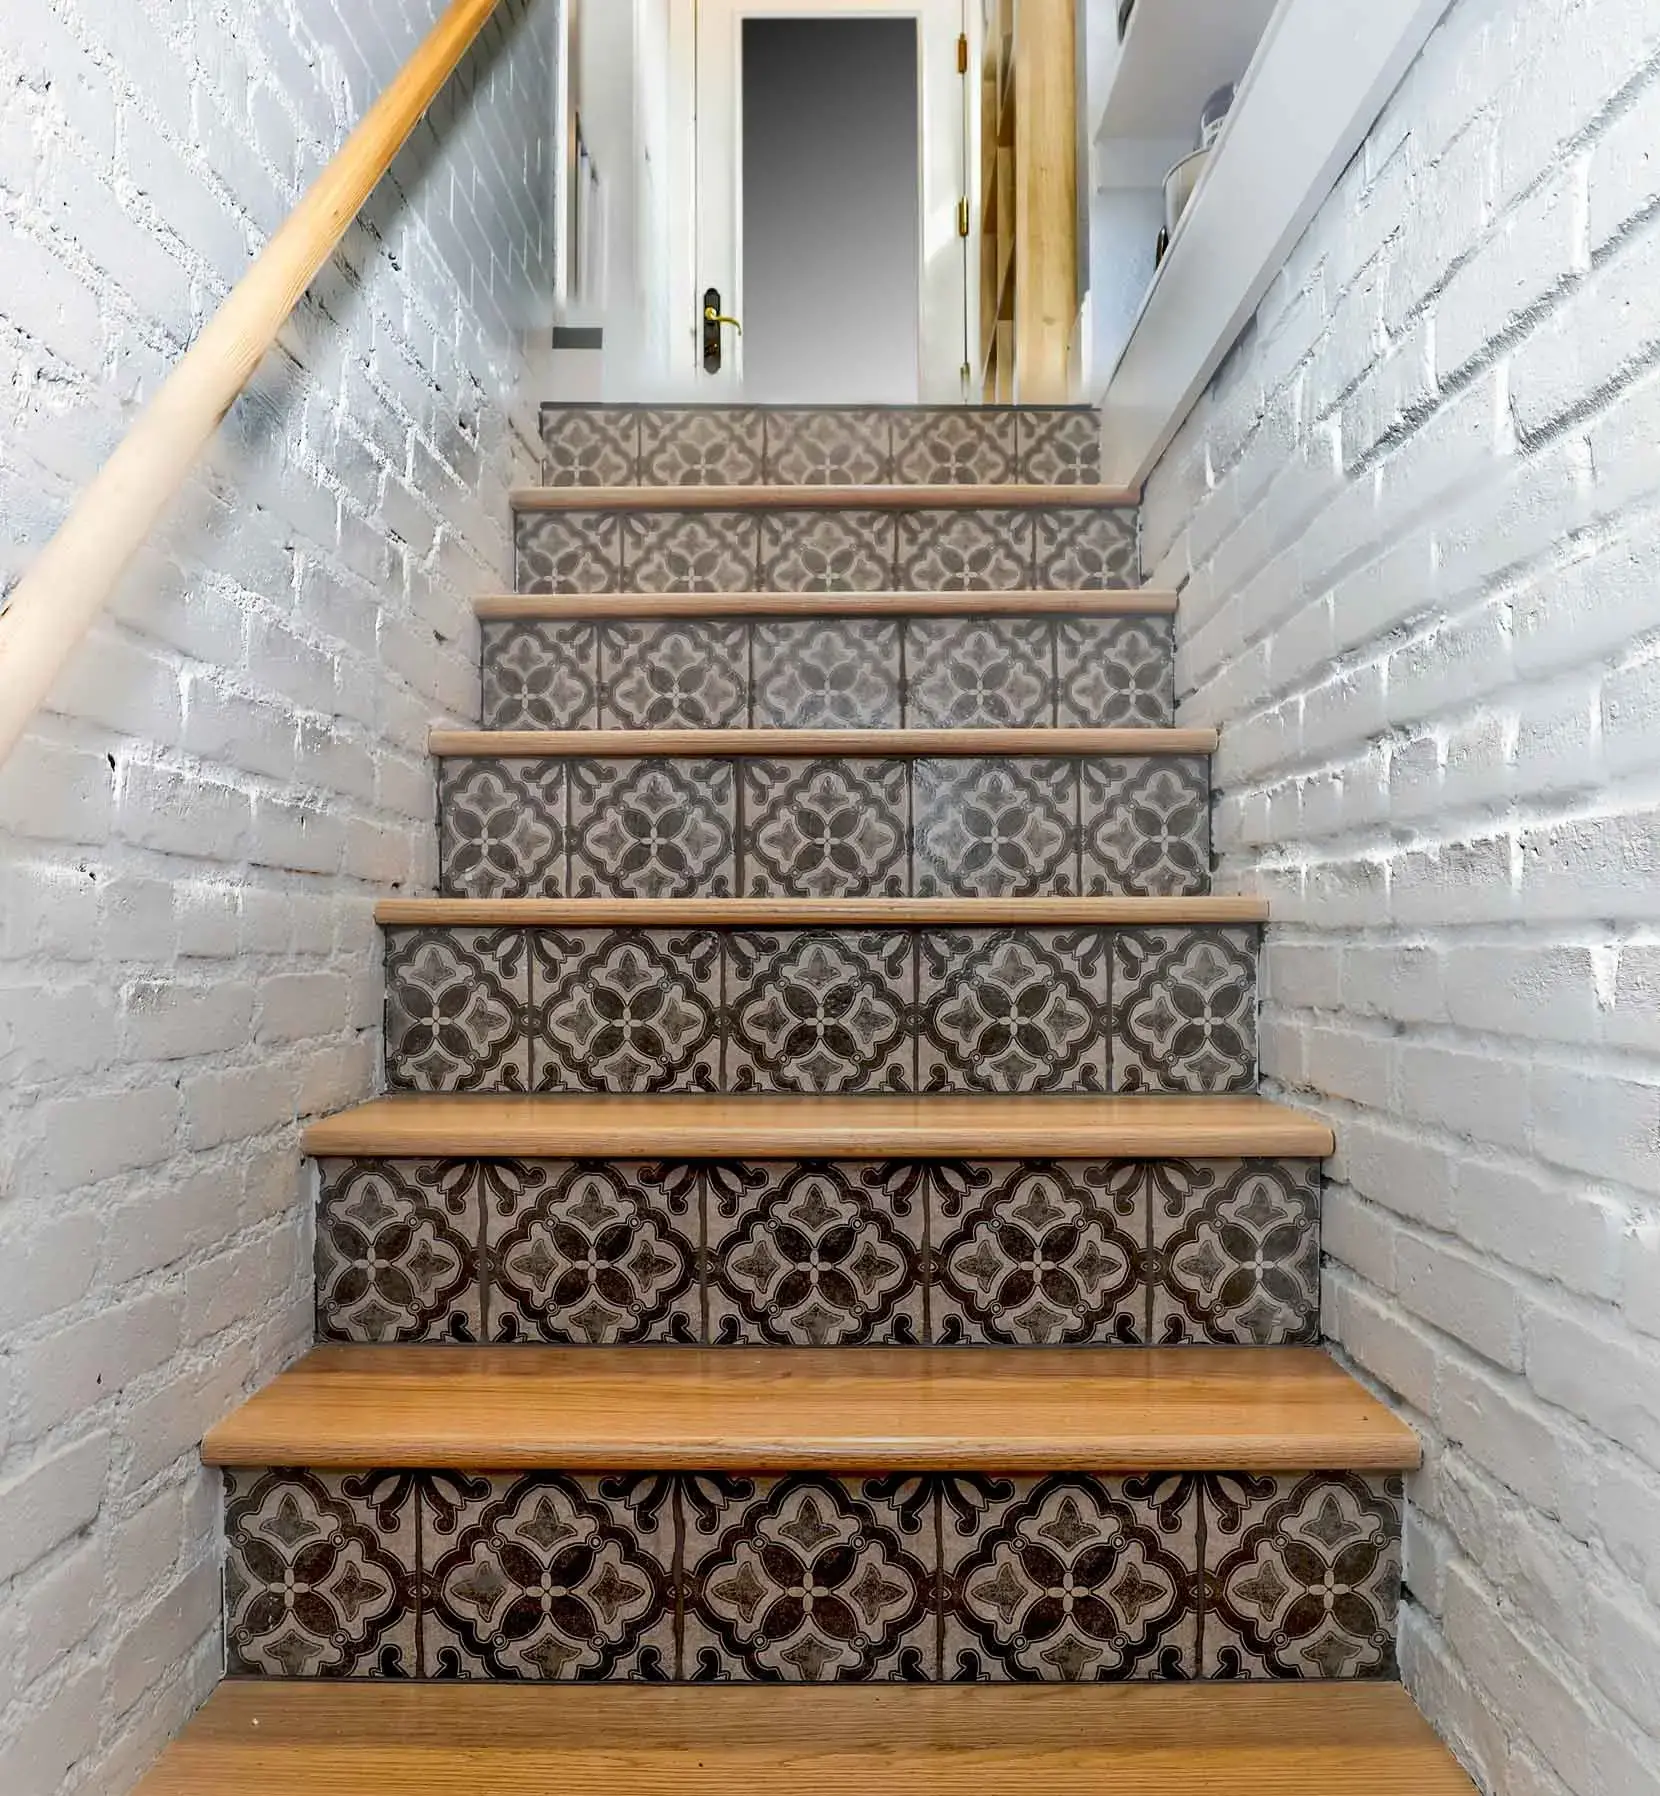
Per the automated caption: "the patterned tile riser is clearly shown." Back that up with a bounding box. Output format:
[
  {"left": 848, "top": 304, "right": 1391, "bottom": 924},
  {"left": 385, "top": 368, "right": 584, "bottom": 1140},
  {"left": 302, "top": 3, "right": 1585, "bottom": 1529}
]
[
  {"left": 514, "top": 507, "right": 1139, "bottom": 595},
  {"left": 223, "top": 1466, "right": 1402, "bottom": 1683},
  {"left": 481, "top": 616, "right": 1175, "bottom": 732},
  {"left": 538, "top": 406, "right": 1104, "bottom": 488},
  {"left": 438, "top": 756, "right": 1210, "bottom": 901},
  {"left": 315, "top": 1156, "right": 1321, "bottom": 1348},
  {"left": 381, "top": 925, "right": 1259, "bottom": 1097}
]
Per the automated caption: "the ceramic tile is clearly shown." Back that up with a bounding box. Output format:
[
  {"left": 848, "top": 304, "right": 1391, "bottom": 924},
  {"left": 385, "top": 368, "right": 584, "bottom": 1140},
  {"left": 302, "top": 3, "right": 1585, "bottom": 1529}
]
[
  {"left": 567, "top": 759, "right": 737, "bottom": 899},
  {"left": 440, "top": 759, "right": 568, "bottom": 899},
  {"left": 751, "top": 619, "right": 903, "bottom": 728},
  {"left": 485, "top": 1161, "right": 702, "bottom": 1345},
  {"left": 1033, "top": 508, "right": 1139, "bottom": 590},
  {"left": 905, "top": 617, "right": 1055, "bottom": 727},
  {"left": 918, "top": 927, "right": 1112, "bottom": 1094},
  {"left": 759, "top": 510, "right": 896, "bottom": 591},
  {"left": 481, "top": 621, "right": 600, "bottom": 731},
  {"left": 1113, "top": 927, "right": 1259, "bottom": 1094},
  {"left": 1081, "top": 758, "right": 1210, "bottom": 898},
  {"left": 1055, "top": 617, "right": 1174, "bottom": 727},
  {"left": 1017, "top": 410, "right": 1103, "bottom": 485},
  {"left": 598, "top": 620, "right": 748, "bottom": 729},
  {"left": 892, "top": 410, "right": 1018, "bottom": 484},
  {"left": 741, "top": 758, "right": 910, "bottom": 898},
  {"left": 764, "top": 410, "right": 894, "bottom": 484},
  {"left": 638, "top": 409, "right": 765, "bottom": 485},
  {"left": 622, "top": 512, "right": 759, "bottom": 593},
  {"left": 540, "top": 407, "right": 640, "bottom": 485},
  {"left": 705, "top": 1161, "right": 926, "bottom": 1345},
  {"left": 516, "top": 512, "right": 625, "bottom": 594},
  {"left": 913, "top": 759, "right": 1078, "bottom": 897},
  {"left": 896, "top": 510, "right": 1032, "bottom": 591},
  {"left": 316, "top": 1159, "right": 482, "bottom": 1344},
  {"left": 384, "top": 927, "right": 532, "bottom": 1093}
]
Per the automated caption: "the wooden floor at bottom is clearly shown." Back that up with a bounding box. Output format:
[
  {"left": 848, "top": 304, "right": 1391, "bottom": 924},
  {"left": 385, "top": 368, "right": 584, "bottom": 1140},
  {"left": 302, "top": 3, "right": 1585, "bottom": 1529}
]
[{"left": 136, "top": 1681, "right": 1475, "bottom": 1795}]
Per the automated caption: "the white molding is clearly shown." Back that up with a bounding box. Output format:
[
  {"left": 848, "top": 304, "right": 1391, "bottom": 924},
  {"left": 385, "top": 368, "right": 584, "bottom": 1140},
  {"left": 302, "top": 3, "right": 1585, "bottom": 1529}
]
[{"left": 1098, "top": 0, "right": 1457, "bottom": 490}]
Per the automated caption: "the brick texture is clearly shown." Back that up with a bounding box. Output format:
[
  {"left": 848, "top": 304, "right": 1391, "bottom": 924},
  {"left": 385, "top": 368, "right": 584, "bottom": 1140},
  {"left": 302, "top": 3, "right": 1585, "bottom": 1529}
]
[
  {"left": 1144, "top": 1, "right": 1660, "bottom": 1790},
  {"left": 0, "top": 2, "right": 559, "bottom": 1792}
]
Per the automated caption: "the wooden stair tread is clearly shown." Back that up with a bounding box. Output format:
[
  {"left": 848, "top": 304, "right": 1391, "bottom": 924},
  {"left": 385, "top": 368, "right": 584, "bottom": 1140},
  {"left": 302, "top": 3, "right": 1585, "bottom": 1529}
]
[
  {"left": 377, "top": 896, "right": 1269, "bottom": 927},
  {"left": 429, "top": 726, "right": 1217, "bottom": 758},
  {"left": 513, "top": 482, "right": 1138, "bottom": 511},
  {"left": 134, "top": 1682, "right": 1475, "bottom": 1796},
  {"left": 302, "top": 1092, "right": 1334, "bottom": 1160},
  {"left": 478, "top": 589, "right": 1177, "bottom": 619},
  {"left": 201, "top": 1345, "right": 1420, "bottom": 1472}
]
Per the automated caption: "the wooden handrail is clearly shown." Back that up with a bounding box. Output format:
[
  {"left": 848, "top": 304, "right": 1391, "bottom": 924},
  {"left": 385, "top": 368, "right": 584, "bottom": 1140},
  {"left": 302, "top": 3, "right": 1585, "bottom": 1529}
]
[{"left": 0, "top": 0, "right": 505, "bottom": 771}]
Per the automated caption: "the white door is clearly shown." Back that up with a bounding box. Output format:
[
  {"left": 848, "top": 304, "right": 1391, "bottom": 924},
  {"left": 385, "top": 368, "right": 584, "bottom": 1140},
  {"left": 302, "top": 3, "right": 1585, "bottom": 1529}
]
[{"left": 668, "top": 0, "right": 974, "bottom": 402}]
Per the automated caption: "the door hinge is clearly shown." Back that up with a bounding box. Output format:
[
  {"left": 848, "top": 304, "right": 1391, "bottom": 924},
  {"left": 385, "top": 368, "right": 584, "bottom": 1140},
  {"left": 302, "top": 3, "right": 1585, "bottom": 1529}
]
[
  {"left": 957, "top": 196, "right": 971, "bottom": 238},
  {"left": 958, "top": 32, "right": 969, "bottom": 74}
]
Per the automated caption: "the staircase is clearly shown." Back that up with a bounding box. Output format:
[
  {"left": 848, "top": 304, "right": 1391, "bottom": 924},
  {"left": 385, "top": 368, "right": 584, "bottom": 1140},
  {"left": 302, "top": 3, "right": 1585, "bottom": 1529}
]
[{"left": 137, "top": 405, "right": 1473, "bottom": 1792}]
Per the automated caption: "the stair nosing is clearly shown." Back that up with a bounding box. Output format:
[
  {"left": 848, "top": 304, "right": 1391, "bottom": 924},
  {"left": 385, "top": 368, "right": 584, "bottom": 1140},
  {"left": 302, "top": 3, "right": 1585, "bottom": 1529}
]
[
  {"left": 377, "top": 897, "right": 1268, "bottom": 927},
  {"left": 512, "top": 482, "right": 1139, "bottom": 512},
  {"left": 476, "top": 590, "right": 1178, "bottom": 620},
  {"left": 428, "top": 727, "right": 1218, "bottom": 759}
]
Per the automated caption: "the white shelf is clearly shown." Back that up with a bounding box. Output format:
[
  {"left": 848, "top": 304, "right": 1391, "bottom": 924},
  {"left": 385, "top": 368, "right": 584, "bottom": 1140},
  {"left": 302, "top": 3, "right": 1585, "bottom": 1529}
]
[{"left": 1092, "top": 0, "right": 1280, "bottom": 147}]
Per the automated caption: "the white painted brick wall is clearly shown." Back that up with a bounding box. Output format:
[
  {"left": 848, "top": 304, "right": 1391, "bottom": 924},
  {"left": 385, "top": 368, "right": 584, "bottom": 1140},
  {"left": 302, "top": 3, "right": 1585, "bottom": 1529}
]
[
  {"left": 1144, "top": 1, "right": 1660, "bottom": 1789},
  {"left": 0, "top": 3, "right": 559, "bottom": 1791}
]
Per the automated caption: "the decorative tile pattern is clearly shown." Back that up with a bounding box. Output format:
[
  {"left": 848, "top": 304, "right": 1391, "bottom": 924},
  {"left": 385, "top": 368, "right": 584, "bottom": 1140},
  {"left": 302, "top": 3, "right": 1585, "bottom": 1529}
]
[
  {"left": 1148, "top": 1159, "right": 1321, "bottom": 1347},
  {"left": 531, "top": 929, "right": 724, "bottom": 1094},
  {"left": 540, "top": 408, "right": 640, "bottom": 486},
  {"left": 931, "top": 1163, "right": 1143, "bottom": 1345},
  {"left": 913, "top": 760, "right": 1077, "bottom": 898},
  {"left": 893, "top": 410, "right": 1018, "bottom": 485},
  {"left": 918, "top": 928, "right": 1111, "bottom": 1093},
  {"left": 639, "top": 410, "right": 764, "bottom": 485},
  {"left": 1113, "top": 927, "right": 1259, "bottom": 1094},
  {"left": 567, "top": 759, "right": 736, "bottom": 899},
  {"left": 516, "top": 512, "right": 625, "bottom": 594},
  {"left": 706, "top": 1162, "right": 926, "bottom": 1345},
  {"left": 317, "top": 1160, "right": 480, "bottom": 1344},
  {"left": 897, "top": 510, "right": 1031, "bottom": 591},
  {"left": 1056, "top": 617, "right": 1174, "bottom": 727},
  {"left": 1081, "top": 759, "right": 1210, "bottom": 898},
  {"left": 683, "top": 1476, "right": 933, "bottom": 1680},
  {"left": 906, "top": 618, "right": 1053, "bottom": 728},
  {"left": 1033, "top": 508, "right": 1140, "bottom": 590},
  {"left": 598, "top": 621, "right": 748, "bottom": 729},
  {"left": 751, "top": 620, "right": 902, "bottom": 728},
  {"left": 759, "top": 510, "right": 895, "bottom": 592},
  {"left": 1017, "top": 411, "right": 1103, "bottom": 485},
  {"left": 440, "top": 760, "right": 567, "bottom": 900},
  {"left": 742, "top": 759, "right": 909, "bottom": 897},
  {"left": 765, "top": 411, "right": 893, "bottom": 484},
  {"left": 624, "top": 512, "right": 758, "bottom": 593},
  {"left": 385, "top": 927, "right": 532, "bottom": 1092},
  {"left": 941, "top": 1475, "right": 1198, "bottom": 1681},
  {"left": 487, "top": 1161, "right": 702, "bottom": 1345},
  {"left": 481, "top": 621, "right": 599, "bottom": 731},
  {"left": 727, "top": 930, "right": 915, "bottom": 1093}
]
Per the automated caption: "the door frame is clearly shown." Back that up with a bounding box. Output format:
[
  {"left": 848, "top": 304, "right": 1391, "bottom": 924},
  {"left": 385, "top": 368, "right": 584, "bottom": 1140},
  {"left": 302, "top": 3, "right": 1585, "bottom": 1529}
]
[{"left": 667, "top": 0, "right": 977, "bottom": 401}]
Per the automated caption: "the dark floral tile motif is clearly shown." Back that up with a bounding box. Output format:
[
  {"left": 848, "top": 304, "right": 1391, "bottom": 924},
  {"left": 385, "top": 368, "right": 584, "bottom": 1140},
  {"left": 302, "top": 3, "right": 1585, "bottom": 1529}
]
[
  {"left": 942, "top": 1475, "right": 1198, "bottom": 1680},
  {"left": 624, "top": 512, "right": 759, "bottom": 593},
  {"left": 385, "top": 928, "right": 531, "bottom": 1093},
  {"left": 639, "top": 410, "right": 764, "bottom": 485},
  {"left": 487, "top": 1162, "right": 701, "bottom": 1345},
  {"left": 531, "top": 929, "right": 723, "bottom": 1094},
  {"left": 481, "top": 621, "right": 600, "bottom": 731},
  {"left": 440, "top": 759, "right": 566, "bottom": 899},
  {"left": 1148, "top": 1160, "right": 1320, "bottom": 1347},
  {"left": 919, "top": 928, "right": 1111, "bottom": 1094},
  {"left": 1017, "top": 411, "right": 1103, "bottom": 485},
  {"left": 1081, "top": 758, "right": 1210, "bottom": 898},
  {"left": 727, "top": 930, "right": 914, "bottom": 1094},
  {"left": 705, "top": 1162, "right": 925, "bottom": 1345},
  {"left": 540, "top": 408, "right": 640, "bottom": 486},
  {"left": 683, "top": 1476, "right": 933, "bottom": 1680},
  {"left": 516, "top": 512, "right": 625, "bottom": 595},
  {"left": 316, "top": 1160, "right": 481, "bottom": 1344},
  {"left": 742, "top": 759, "right": 909, "bottom": 898},
  {"left": 913, "top": 759, "right": 1078, "bottom": 898},
  {"left": 751, "top": 620, "right": 902, "bottom": 728},
  {"left": 1203, "top": 1474, "right": 1403, "bottom": 1679},
  {"left": 568, "top": 759, "right": 737, "bottom": 899},
  {"left": 1056, "top": 618, "right": 1174, "bottom": 728},
  {"left": 1113, "top": 927, "right": 1258, "bottom": 1094},
  {"left": 765, "top": 411, "right": 893, "bottom": 484},
  {"left": 598, "top": 620, "right": 748, "bottom": 729},
  {"left": 896, "top": 510, "right": 1032, "bottom": 591},
  {"left": 759, "top": 511, "right": 896, "bottom": 592},
  {"left": 223, "top": 1469, "right": 415, "bottom": 1677},
  {"left": 905, "top": 618, "right": 1054, "bottom": 728},
  {"left": 423, "top": 1474, "right": 676, "bottom": 1679},
  {"left": 893, "top": 411, "right": 1018, "bottom": 485},
  {"left": 931, "top": 1163, "right": 1143, "bottom": 1346},
  {"left": 1033, "top": 509, "right": 1140, "bottom": 590}
]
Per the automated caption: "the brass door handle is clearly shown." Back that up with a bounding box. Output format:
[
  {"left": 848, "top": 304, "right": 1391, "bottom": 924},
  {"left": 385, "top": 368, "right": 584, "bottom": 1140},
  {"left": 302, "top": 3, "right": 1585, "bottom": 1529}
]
[{"left": 704, "top": 307, "right": 743, "bottom": 334}]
